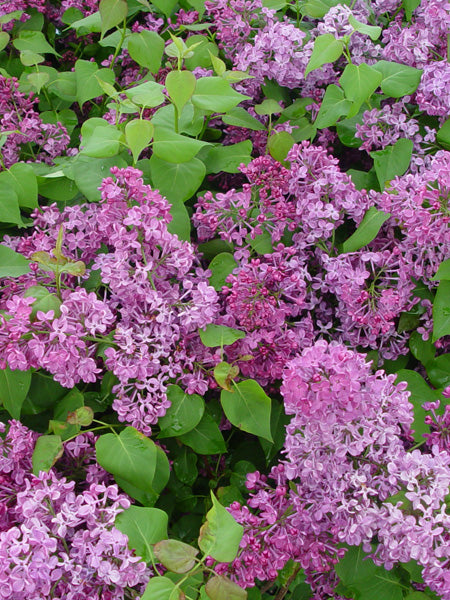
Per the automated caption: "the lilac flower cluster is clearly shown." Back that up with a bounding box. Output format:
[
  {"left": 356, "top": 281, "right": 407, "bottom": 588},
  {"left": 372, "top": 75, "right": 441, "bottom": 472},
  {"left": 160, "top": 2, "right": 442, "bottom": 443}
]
[
  {"left": 0, "top": 420, "right": 149, "bottom": 600},
  {"left": 0, "top": 167, "right": 219, "bottom": 433},
  {"left": 223, "top": 342, "right": 450, "bottom": 598},
  {"left": 0, "top": 76, "right": 70, "bottom": 170}
]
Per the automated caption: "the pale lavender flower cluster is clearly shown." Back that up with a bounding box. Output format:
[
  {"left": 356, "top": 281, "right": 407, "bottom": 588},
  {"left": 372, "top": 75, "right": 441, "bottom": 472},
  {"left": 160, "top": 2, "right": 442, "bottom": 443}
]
[
  {"left": 416, "top": 61, "right": 450, "bottom": 118},
  {"left": 355, "top": 103, "right": 422, "bottom": 152},
  {"left": 0, "top": 76, "right": 70, "bottom": 170},
  {"left": 0, "top": 421, "right": 150, "bottom": 600}
]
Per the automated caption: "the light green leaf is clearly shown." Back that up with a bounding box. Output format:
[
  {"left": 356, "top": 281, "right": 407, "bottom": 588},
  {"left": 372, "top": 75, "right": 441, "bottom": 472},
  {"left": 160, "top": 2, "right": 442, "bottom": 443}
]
[
  {"left": 315, "top": 84, "right": 351, "bottom": 128},
  {"left": 339, "top": 63, "right": 382, "bottom": 117},
  {"left": 128, "top": 30, "right": 165, "bottom": 73},
  {"left": 70, "top": 11, "right": 102, "bottom": 34},
  {"left": 75, "top": 60, "right": 116, "bottom": 107},
  {"left": 202, "top": 140, "right": 253, "bottom": 174},
  {"left": 152, "top": 126, "right": 210, "bottom": 163},
  {"left": 115, "top": 506, "right": 168, "bottom": 562},
  {"left": 396, "top": 369, "right": 437, "bottom": 442},
  {"left": 199, "top": 324, "right": 245, "bottom": 347},
  {"left": 205, "top": 576, "right": 247, "bottom": 600},
  {"left": 198, "top": 492, "right": 243, "bottom": 562},
  {"left": 0, "top": 366, "right": 32, "bottom": 419},
  {"left": 32, "top": 435, "right": 63, "bottom": 475},
  {"left": 167, "top": 198, "right": 191, "bottom": 241},
  {"left": 154, "top": 540, "right": 199, "bottom": 573},
  {"left": 0, "top": 181, "right": 24, "bottom": 226},
  {"left": 304, "top": 34, "right": 344, "bottom": 77},
  {"left": 158, "top": 385, "right": 205, "bottom": 438},
  {"left": 301, "top": 0, "right": 343, "bottom": 17},
  {"left": 370, "top": 138, "right": 413, "bottom": 188},
  {"left": 222, "top": 107, "right": 265, "bottom": 131},
  {"left": 372, "top": 60, "right": 422, "bottom": 97},
  {"left": 141, "top": 576, "right": 182, "bottom": 600},
  {"left": 151, "top": 0, "right": 178, "bottom": 17},
  {"left": 267, "top": 131, "right": 295, "bottom": 164},
  {"left": 208, "top": 253, "right": 237, "bottom": 290},
  {"left": 165, "top": 70, "right": 197, "bottom": 114},
  {"left": 340, "top": 207, "right": 390, "bottom": 253},
  {"left": 99, "top": 0, "right": 128, "bottom": 37},
  {"left": 221, "top": 379, "right": 273, "bottom": 442},
  {"left": 150, "top": 156, "right": 205, "bottom": 203},
  {"left": 125, "top": 119, "right": 154, "bottom": 163},
  {"left": 402, "top": 0, "right": 421, "bottom": 20},
  {"left": 70, "top": 155, "right": 127, "bottom": 202},
  {"left": 191, "top": 77, "right": 249, "bottom": 113},
  {"left": 432, "top": 280, "right": 450, "bottom": 342},
  {"left": 80, "top": 125, "right": 124, "bottom": 158},
  {"left": 0, "top": 245, "right": 30, "bottom": 277},
  {"left": 13, "top": 30, "right": 59, "bottom": 56},
  {"left": 348, "top": 14, "right": 381, "bottom": 40},
  {"left": 437, "top": 117, "right": 450, "bottom": 151}
]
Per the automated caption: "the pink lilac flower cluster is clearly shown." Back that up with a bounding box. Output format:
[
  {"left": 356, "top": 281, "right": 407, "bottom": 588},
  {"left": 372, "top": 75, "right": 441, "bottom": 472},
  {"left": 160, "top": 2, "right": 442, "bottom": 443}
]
[
  {"left": 222, "top": 342, "right": 450, "bottom": 598},
  {"left": 0, "top": 75, "right": 70, "bottom": 169},
  {"left": 0, "top": 167, "right": 219, "bottom": 433},
  {"left": 0, "top": 420, "right": 150, "bottom": 600}
]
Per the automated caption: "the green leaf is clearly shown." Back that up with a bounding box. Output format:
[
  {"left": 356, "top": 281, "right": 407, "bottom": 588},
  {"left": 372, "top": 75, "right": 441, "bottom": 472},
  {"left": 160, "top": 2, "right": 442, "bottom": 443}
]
[
  {"left": 301, "top": 0, "right": 343, "bottom": 17},
  {"left": 432, "top": 280, "right": 450, "bottom": 342},
  {"left": 258, "top": 399, "right": 290, "bottom": 464},
  {"left": 202, "top": 140, "right": 253, "bottom": 174},
  {"left": 348, "top": 14, "right": 381, "bottom": 40},
  {"left": 205, "top": 576, "right": 247, "bottom": 600},
  {"left": 304, "top": 34, "right": 344, "bottom": 77},
  {"left": 208, "top": 252, "right": 237, "bottom": 290},
  {"left": 167, "top": 198, "right": 191, "bottom": 241},
  {"left": 141, "top": 576, "right": 181, "bottom": 600},
  {"left": 199, "top": 324, "right": 245, "bottom": 347},
  {"left": 32, "top": 435, "right": 63, "bottom": 475},
  {"left": 403, "top": 594, "right": 431, "bottom": 600},
  {"left": 402, "top": 0, "right": 421, "bottom": 20},
  {"left": 221, "top": 380, "right": 273, "bottom": 442},
  {"left": 267, "top": 131, "right": 295, "bottom": 164},
  {"left": 396, "top": 369, "right": 437, "bottom": 442},
  {"left": 70, "top": 11, "right": 102, "bottom": 34},
  {"left": 315, "top": 84, "right": 351, "bottom": 129},
  {"left": 99, "top": 0, "right": 128, "bottom": 37},
  {"left": 115, "top": 506, "right": 168, "bottom": 562},
  {"left": 173, "top": 447, "right": 198, "bottom": 485},
  {"left": 340, "top": 63, "right": 382, "bottom": 118},
  {"left": 0, "top": 181, "right": 24, "bottom": 226},
  {"left": 150, "top": 155, "right": 205, "bottom": 203},
  {"left": 158, "top": 385, "right": 205, "bottom": 438},
  {"left": 431, "top": 258, "right": 450, "bottom": 281},
  {"left": 96, "top": 427, "right": 160, "bottom": 496},
  {"left": 0, "top": 10, "right": 24, "bottom": 24},
  {"left": 0, "top": 366, "right": 32, "bottom": 419},
  {"left": 128, "top": 30, "right": 165, "bottom": 73},
  {"left": 125, "top": 119, "right": 154, "bottom": 163},
  {"left": 71, "top": 155, "right": 127, "bottom": 202},
  {"left": 0, "top": 32, "right": 9, "bottom": 52},
  {"left": 0, "top": 245, "right": 30, "bottom": 277},
  {"left": 152, "top": 126, "right": 210, "bottom": 163},
  {"left": 80, "top": 125, "right": 124, "bottom": 158},
  {"left": 426, "top": 354, "right": 450, "bottom": 389},
  {"left": 214, "top": 362, "right": 239, "bottom": 391},
  {"left": 340, "top": 207, "right": 390, "bottom": 253},
  {"left": 222, "top": 107, "right": 265, "bottom": 131},
  {"left": 198, "top": 492, "right": 243, "bottom": 562},
  {"left": 372, "top": 61, "right": 422, "bottom": 98},
  {"left": 74, "top": 60, "right": 116, "bottom": 107},
  {"left": 191, "top": 77, "right": 249, "bottom": 112},
  {"left": 179, "top": 413, "right": 226, "bottom": 455},
  {"left": 151, "top": 0, "right": 178, "bottom": 17},
  {"left": 166, "top": 70, "right": 197, "bottom": 114},
  {"left": 184, "top": 35, "right": 219, "bottom": 70},
  {"left": 370, "top": 138, "right": 413, "bottom": 189},
  {"left": 437, "top": 117, "right": 450, "bottom": 151},
  {"left": 13, "top": 30, "right": 59, "bottom": 56},
  {"left": 254, "top": 99, "right": 282, "bottom": 116},
  {"left": 154, "top": 539, "right": 199, "bottom": 573},
  {"left": 409, "top": 331, "right": 435, "bottom": 366}
]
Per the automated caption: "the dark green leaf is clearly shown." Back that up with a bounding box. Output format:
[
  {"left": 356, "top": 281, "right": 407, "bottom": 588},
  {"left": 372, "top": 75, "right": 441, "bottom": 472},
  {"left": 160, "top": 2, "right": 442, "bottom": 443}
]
[
  {"left": 426, "top": 354, "right": 450, "bottom": 389},
  {"left": 0, "top": 367, "right": 32, "bottom": 419},
  {"left": 71, "top": 155, "right": 127, "bottom": 202},
  {"left": 150, "top": 155, "right": 205, "bottom": 203},
  {"left": 0, "top": 181, "right": 24, "bottom": 226},
  {"left": 370, "top": 138, "right": 413, "bottom": 189},
  {"left": 0, "top": 245, "right": 30, "bottom": 277},
  {"left": 32, "top": 435, "right": 63, "bottom": 475},
  {"left": 402, "top": 0, "right": 421, "bottom": 20},
  {"left": 431, "top": 258, "right": 450, "bottom": 281},
  {"left": 208, "top": 252, "right": 236, "bottom": 290},
  {"left": 432, "top": 280, "right": 450, "bottom": 342},
  {"left": 340, "top": 63, "right": 382, "bottom": 118},
  {"left": 202, "top": 141, "right": 253, "bottom": 174},
  {"left": 267, "top": 131, "right": 295, "bottom": 164},
  {"left": 315, "top": 84, "right": 351, "bottom": 129},
  {"left": 222, "top": 107, "right": 265, "bottom": 131},
  {"left": 173, "top": 447, "right": 198, "bottom": 485},
  {"left": 158, "top": 385, "right": 205, "bottom": 438},
  {"left": 436, "top": 117, "right": 450, "bottom": 150},
  {"left": 340, "top": 207, "right": 390, "bottom": 253},
  {"left": 396, "top": 369, "right": 437, "bottom": 442},
  {"left": 153, "top": 126, "right": 210, "bottom": 163},
  {"left": 0, "top": 163, "right": 38, "bottom": 209},
  {"left": 179, "top": 412, "right": 226, "bottom": 455},
  {"left": 409, "top": 331, "right": 435, "bottom": 366},
  {"left": 205, "top": 576, "right": 247, "bottom": 600}
]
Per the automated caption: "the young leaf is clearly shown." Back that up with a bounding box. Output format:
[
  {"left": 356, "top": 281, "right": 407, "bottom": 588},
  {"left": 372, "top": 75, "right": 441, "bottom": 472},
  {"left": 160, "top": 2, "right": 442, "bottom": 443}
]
[
  {"left": 198, "top": 492, "right": 243, "bottom": 562},
  {"left": 254, "top": 99, "right": 282, "bottom": 116},
  {"left": 0, "top": 366, "right": 32, "bottom": 419},
  {"left": 74, "top": 60, "right": 115, "bottom": 107},
  {"left": 141, "top": 576, "right": 182, "bottom": 600},
  {"left": 0, "top": 245, "right": 30, "bottom": 277},
  {"left": 220, "top": 380, "right": 273, "bottom": 442},
  {"left": 99, "top": 0, "right": 128, "bottom": 37},
  {"left": 32, "top": 435, "right": 63, "bottom": 475},
  {"left": 304, "top": 34, "right": 344, "bottom": 77},
  {"left": 370, "top": 138, "right": 413, "bottom": 188},
  {"left": 125, "top": 81, "right": 165, "bottom": 108},
  {"left": 214, "top": 362, "right": 239, "bottom": 391},
  {"left": 191, "top": 77, "right": 249, "bottom": 112},
  {"left": 154, "top": 539, "right": 199, "bottom": 573},
  {"left": 165, "top": 70, "right": 197, "bottom": 114},
  {"left": 340, "top": 207, "right": 390, "bottom": 253},
  {"left": 125, "top": 119, "right": 154, "bottom": 163},
  {"left": 199, "top": 324, "right": 245, "bottom": 347},
  {"left": 432, "top": 280, "right": 450, "bottom": 342},
  {"left": 348, "top": 14, "right": 381, "bottom": 40},
  {"left": 115, "top": 506, "right": 168, "bottom": 562},
  {"left": 128, "top": 30, "right": 165, "bottom": 73},
  {"left": 152, "top": 127, "right": 210, "bottom": 163},
  {"left": 158, "top": 385, "right": 205, "bottom": 438}
]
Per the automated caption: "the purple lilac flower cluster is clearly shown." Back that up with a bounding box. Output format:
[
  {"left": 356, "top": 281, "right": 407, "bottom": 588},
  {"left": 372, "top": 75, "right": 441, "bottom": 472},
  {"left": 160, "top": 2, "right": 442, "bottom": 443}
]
[
  {"left": 0, "top": 167, "right": 219, "bottom": 434},
  {"left": 223, "top": 342, "right": 450, "bottom": 598},
  {"left": 0, "top": 421, "right": 149, "bottom": 600}
]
